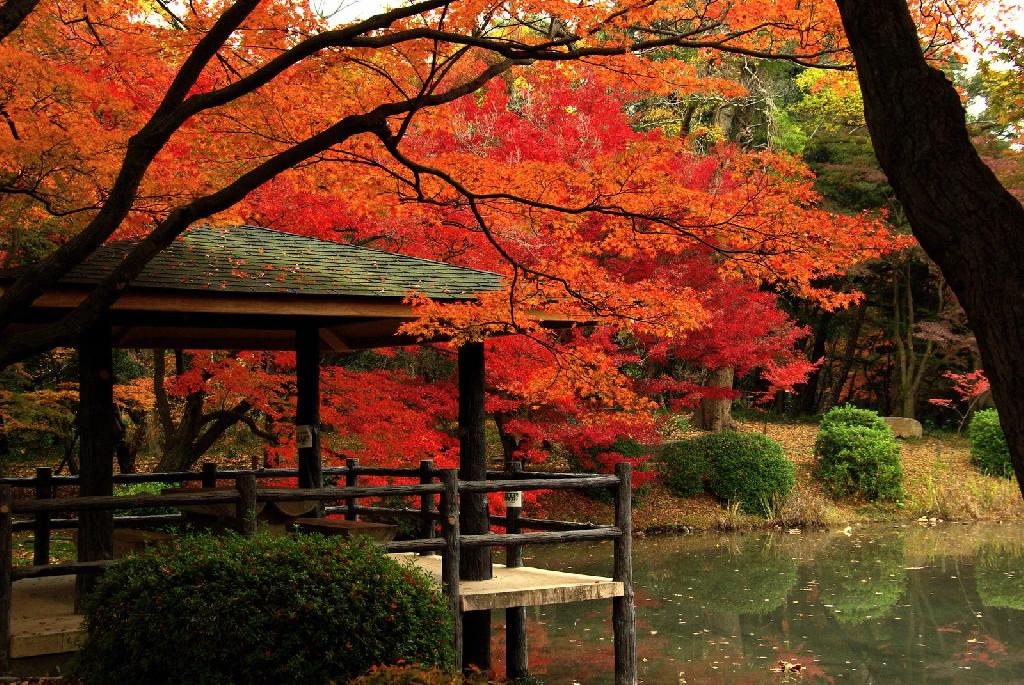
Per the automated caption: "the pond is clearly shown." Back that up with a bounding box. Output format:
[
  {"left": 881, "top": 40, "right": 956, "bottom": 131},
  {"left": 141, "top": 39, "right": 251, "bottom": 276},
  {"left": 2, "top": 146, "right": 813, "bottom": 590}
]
[{"left": 497, "top": 523, "right": 1024, "bottom": 684}]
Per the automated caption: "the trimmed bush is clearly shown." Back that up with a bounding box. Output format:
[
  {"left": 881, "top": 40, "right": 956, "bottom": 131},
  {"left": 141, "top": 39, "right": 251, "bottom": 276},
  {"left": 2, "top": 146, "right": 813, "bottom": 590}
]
[
  {"left": 702, "top": 432, "right": 795, "bottom": 516},
  {"left": 814, "top": 406, "right": 903, "bottom": 502},
  {"left": 658, "top": 439, "right": 712, "bottom": 496},
  {"left": 72, "top": 533, "right": 454, "bottom": 685},
  {"left": 819, "top": 404, "right": 890, "bottom": 433},
  {"left": 968, "top": 409, "right": 1014, "bottom": 479}
]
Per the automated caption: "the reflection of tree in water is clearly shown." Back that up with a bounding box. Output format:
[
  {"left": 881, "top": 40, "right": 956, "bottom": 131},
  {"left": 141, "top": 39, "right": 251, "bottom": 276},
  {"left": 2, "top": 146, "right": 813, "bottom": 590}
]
[
  {"left": 671, "top": 536, "right": 799, "bottom": 616},
  {"left": 815, "top": 534, "right": 906, "bottom": 624},
  {"left": 976, "top": 548, "right": 1024, "bottom": 611}
]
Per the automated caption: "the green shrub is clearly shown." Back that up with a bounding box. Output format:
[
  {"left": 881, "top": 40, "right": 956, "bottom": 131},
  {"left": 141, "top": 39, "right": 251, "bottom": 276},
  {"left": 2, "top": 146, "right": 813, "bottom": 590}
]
[
  {"left": 814, "top": 407, "right": 903, "bottom": 502},
  {"left": 968, "top": 409, "right": 1014, "bottom": 479},
  {"left": 658, "top": 439, "right": 711, "bottom": 496},
  {"left": 702, "top": 432, "right": 794, "bottom": 516},
  {"left": 819, "top": 404, "right": 890, "bottom": 432},
  {"left": 72, "top": 533, "right": 454, "bottom": 685},
  {"left": 114, "top": 481, "right": 176, "bottom": 517}
]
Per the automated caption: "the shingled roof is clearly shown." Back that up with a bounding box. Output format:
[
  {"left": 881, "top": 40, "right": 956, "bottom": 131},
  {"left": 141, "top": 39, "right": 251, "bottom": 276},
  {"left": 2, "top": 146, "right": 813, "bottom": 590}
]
[{"left": 55, "top": 225, "right": 502, "bottom": 299}]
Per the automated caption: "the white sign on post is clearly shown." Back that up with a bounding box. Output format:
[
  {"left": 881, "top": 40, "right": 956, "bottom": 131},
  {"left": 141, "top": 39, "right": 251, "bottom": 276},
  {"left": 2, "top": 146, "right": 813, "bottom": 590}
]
[
  {"left": 504, "top": 491, "right": 523, "bottom": 508},
  {"left": 295, "top": 424, "right": 314, "bottom": 449}
]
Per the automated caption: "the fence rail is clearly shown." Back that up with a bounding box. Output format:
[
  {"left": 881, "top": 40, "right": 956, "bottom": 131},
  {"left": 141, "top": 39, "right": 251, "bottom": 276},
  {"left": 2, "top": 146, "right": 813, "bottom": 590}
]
[{"left": 0, "top": 460, "right": 634, "bottom": 682}]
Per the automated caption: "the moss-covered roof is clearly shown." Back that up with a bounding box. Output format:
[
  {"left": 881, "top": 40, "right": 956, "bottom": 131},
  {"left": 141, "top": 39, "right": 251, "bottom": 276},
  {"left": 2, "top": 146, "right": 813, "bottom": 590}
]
[{"left": 54, "top": 225, "right": 502, "bottom": 299}]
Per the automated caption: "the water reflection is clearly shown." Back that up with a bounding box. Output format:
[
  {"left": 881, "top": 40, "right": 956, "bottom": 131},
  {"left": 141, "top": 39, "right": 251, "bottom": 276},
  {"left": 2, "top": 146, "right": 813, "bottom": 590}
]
[{"left": 504, "top": 523, "right": 1024, "bottom": 684}]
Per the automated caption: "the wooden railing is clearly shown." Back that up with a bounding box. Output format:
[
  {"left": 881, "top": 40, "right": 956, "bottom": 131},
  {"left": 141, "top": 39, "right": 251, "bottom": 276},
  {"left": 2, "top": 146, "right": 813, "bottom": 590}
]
[{"left": 0, "top": 462, "right": 635, "bottom": 682}]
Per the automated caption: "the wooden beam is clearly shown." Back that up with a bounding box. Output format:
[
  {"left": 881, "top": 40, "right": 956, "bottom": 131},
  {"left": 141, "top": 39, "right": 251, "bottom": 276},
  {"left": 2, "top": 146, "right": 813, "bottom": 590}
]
[
  {"left": 75, "top": 315, "right": 114, "bottom": 608},
  {"left": 458, "top": 341, "right": 491, "bottom": 671},
  {"left": 19, "top": 288, "right": 421, "bottom": 318},
  {"left": 318, "top": 327, "right": 350, "bottom": 352},
  {"left": 295, "top": 326, "right": 323, "bottom": 498}
]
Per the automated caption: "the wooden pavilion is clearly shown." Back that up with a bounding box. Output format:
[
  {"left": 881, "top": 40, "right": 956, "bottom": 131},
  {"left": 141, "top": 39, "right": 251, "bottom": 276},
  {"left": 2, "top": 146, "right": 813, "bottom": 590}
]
[{"left": 0, "top": 225, "right": 634, "bottom": 680}]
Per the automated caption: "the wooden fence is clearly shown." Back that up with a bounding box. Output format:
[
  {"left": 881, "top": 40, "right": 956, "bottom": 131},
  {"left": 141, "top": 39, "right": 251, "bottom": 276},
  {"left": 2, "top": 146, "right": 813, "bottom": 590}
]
[{"left": 0, "top": 462, "right": 636, "bottom": 683}]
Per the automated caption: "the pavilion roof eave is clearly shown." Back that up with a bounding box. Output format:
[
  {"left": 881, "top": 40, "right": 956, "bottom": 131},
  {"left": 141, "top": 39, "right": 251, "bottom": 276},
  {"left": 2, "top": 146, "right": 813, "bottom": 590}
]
[{"left": 1, "top": 284, "right": 581, "bottom": 351}]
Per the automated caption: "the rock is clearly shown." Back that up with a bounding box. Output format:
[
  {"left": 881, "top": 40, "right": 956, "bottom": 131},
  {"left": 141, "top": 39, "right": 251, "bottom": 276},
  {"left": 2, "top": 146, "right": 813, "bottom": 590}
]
[{"left": 883, "top": 416, "right": 923, "bottom": 439}]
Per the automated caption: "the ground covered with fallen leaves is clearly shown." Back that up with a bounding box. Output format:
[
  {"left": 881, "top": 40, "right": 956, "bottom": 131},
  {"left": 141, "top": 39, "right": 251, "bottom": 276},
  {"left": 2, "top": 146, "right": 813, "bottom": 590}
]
[{"left": 535, "top": 419, "right": 1024, "bottom": 533}]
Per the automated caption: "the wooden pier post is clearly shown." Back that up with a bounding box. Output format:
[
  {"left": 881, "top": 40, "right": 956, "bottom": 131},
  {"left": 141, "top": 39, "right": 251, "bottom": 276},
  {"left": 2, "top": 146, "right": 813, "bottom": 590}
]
[
  {"left": 419, "top": 459, "right": 435, "bottom": 554},
  {"left": 33, "top": 467, "right": 52, "bottom": 567},
  {"left": 0, "top": 486, "right": 12, "bottom": 673},
  {"left": 504, "top": 461, "right": 528, "bottom": 680},
  {"left": 201, "top": 462, "right": 218, "bottom": 489},
  {"left": 613, "top": 462, "right": 636, "bottom": 685},
  {"left": 345, "top": 458, "right": 358, "bottom": 521},
  {"left": 236, "top": 474, "right": 257, "bottom": 535},
  {"left": 439, "top": 469, "right": 462, "bottom": 671}
]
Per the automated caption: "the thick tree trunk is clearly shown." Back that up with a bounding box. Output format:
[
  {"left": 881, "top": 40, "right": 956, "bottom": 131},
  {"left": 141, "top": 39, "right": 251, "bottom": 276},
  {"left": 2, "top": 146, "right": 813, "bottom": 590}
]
[
  {"left": 836, "top": 1, "right": 1024, "bottom": 492},
  {"left": 694, "top": 367, "right": 737, "bottom": 432}
]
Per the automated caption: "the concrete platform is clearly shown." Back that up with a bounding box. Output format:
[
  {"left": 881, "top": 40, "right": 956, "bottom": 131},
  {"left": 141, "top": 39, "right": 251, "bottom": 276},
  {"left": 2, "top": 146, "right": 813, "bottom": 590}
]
[
  {"left": 6, "top": 558, "right": 621, "bottom": 658},
  {"left": 399, "top": 555, "right": 624, "bottom": 612},
  {"left": 10, "top": 577, "right": 84, "bottom": 659}
]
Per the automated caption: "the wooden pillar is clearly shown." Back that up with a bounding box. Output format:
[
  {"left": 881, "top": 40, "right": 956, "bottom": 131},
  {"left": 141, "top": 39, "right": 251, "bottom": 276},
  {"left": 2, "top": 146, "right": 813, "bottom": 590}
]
[
  {"left": 504, "top": 461, "right": 528, "bottom": 680},
  {"left": 345, "top": 458, "right": 358, "bottom": 521},
  {"left": 0, "top": 485, "right": 13, "bottom": 673},
  {"left": 76, "top": 316, "right": 114, "bottom": 607},
  {"left": 439, "top": 468, "right": 462, "bottom": 672},
  {"left": 236, "top": 474, "right": 257, "bottom": 535},
  {"left": 33, "top": 467, "right": 53, "bottom": 567},
  {"left": 201, "top": 462, "right": 218, "bottom": 488},
  {"left": 458, "top": 341, "right": 491, "bottom": 671},
  {"left": 419, "top": 459, "right": 436, "bottom": 554},
  {"left": 295, "top": 326, "right": 323, "bottom": 497},
  {"left": 613, "top": 462, "right": 637, "bottom": 685}
]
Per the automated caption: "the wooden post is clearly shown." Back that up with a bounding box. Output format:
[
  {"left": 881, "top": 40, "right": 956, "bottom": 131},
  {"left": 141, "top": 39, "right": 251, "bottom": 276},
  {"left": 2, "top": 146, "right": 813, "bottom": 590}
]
[
  {"left": 295, "top": 326, "right": 323, "bottom": 509},
  {"left": 504, "top": 460, "right": 528, "bottom": 680},
  {"left": 345, "top": 458, "right": 358, "bottom": 521},
  {"left": 613, "top": 462, "right": 637, "bottom": 685},
  {"left": 201, "top": 462, "right": 218, "bottom": 489},
  {"left": 76, "top": 316, "right": 114, "bottom": 607},
  {"left": 236, "top": 474, "right": 257, "bottom": 535},
  {"left": 419, "top": 459, "right": 435, "bottom": 554},
  {"left": 33, "top": 467, "right": 53, "bottom": 567},
  {"left": 0, "top": 486, "right": 12, "bottom": 673},
  {"left": 458, "top": 342, "right": 491, "bottom": 671},
  {"left": 439, "top": 469, "right": 462, "bottom": 672}
]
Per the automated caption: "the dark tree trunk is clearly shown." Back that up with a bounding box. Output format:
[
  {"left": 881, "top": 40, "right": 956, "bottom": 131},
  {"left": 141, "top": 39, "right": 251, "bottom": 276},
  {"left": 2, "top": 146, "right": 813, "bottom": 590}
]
[
  {"left": 0, "top": 0, "right": 39, "bottom": 42},
  {"left": 828, "top": 300, "right": 868, "bottom": 410},
  {"left": 836, "top": 0, "right": 1024, "bottom": 492},
  {"left": 694, "top": 367, "right": 737, "bottom": 432},
  {"left": 793, "top": 312, "right": 834, "bottom": 416},
  {"left": 494, "top": 412, "right": 522, "bottom": 470}
]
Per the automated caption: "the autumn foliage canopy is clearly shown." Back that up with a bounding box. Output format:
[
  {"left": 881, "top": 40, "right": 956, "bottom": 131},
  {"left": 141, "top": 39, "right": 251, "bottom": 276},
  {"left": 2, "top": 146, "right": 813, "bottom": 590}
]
[{"left": 0, "top": 0, "right": 993, "bottom": 478}]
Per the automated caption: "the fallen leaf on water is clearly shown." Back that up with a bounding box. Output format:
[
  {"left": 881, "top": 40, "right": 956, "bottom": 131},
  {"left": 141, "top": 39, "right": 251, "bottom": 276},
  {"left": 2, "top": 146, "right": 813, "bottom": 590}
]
[{"left": 771, "top": 660, "right": 804, "bottom": 673}]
